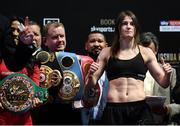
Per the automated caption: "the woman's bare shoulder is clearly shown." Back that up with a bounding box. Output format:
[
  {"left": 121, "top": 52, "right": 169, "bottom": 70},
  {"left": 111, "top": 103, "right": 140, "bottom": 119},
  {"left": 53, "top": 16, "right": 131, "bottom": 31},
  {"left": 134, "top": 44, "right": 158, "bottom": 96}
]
[
  {"left": 138, "top": 45, "right": 156, "bottom": 63},
  {"left": 139, "top": 45, "right": 153, "bottom": 54}
]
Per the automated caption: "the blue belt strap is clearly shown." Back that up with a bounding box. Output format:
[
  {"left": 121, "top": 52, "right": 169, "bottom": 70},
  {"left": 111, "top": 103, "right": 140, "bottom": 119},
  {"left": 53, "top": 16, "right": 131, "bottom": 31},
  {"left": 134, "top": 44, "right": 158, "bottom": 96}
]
[{"left": 56, "top": 51, "right": 84, "bottom": 101}]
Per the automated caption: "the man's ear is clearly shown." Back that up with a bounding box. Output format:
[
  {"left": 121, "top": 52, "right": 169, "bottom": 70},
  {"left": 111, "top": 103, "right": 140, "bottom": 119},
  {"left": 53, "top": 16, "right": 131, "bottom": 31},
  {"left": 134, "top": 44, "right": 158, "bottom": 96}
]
[{"left": 105, "top": 41, "right": 108, "bottom": 47}]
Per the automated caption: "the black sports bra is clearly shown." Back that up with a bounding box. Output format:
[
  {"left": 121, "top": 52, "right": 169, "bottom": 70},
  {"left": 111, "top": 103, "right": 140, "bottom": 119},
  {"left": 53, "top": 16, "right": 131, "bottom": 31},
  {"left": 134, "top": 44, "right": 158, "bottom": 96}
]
[{"left": 106, "top": 51, "right": 147, "bottom": 81}]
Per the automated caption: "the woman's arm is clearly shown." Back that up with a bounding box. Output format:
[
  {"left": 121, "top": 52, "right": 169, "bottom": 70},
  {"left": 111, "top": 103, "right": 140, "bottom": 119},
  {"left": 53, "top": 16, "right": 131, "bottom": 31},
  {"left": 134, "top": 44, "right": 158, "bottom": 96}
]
[
  {"left": 145, "top": 47, "right": 172, "bottom": 88},
  {"left": 86, "top": 47, "right": 109, "bottom": 86}
]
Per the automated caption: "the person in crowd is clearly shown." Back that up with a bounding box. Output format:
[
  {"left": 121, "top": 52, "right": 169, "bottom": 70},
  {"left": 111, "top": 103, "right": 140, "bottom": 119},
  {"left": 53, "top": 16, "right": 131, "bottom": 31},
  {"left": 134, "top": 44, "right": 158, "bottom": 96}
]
[
  {"left": 140, "top": 32, "right": 180, "bottom": 124},
  {"left": 1, "top": 16, "right": 36, "bottom": 71},
  {"left": 171, "top": 62, "right": 180, "bottom": 124},
  {"left": 0, "top": 16, "right": 43, "bottom": 125},
  {"left": 86, "top": 10, "right": 172, "bottom": 125},
  {"left": 173, "top": 65, "right": 180, "bottom": 103},
  {"left": 81, "top": 30, "right": 109, "bottom": 125},
  {"left": 28, "top": 20, "right": 42, "bottom": 55},
  {"left": 9, "top": 16, "right": 24, "bottom": 45},
  {"left": 32, "top": 22, "right": 82, "bottom": 125}
]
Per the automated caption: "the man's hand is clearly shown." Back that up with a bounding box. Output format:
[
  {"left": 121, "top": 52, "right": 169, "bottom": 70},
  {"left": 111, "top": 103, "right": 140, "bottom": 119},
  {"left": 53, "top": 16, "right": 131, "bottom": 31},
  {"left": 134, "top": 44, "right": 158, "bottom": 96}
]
[
  {"left": 32, "top": 97, "right": 43, "bottom": 108},
  {"left": 19, "top": 16, "right": 34, "bottom": 45}
]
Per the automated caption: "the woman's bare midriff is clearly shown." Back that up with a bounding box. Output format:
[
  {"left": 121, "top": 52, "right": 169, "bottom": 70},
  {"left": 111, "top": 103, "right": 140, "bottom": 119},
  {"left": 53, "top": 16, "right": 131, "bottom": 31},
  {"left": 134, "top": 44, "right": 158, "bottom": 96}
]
[{"left": 107, "top": 77, "right": 146, "bottom": 103}]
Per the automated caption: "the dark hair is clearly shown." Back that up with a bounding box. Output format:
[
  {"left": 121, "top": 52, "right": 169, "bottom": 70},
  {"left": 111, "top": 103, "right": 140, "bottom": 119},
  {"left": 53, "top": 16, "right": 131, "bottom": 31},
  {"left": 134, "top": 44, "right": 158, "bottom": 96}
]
[
  {"left": 89, "top": 30, "right": 103, "bottom": 34},
  {"left": 111, "top": 10, "right": 140, "bottom": 58},
  {"left": 7, "top": 16, "right": 24, "bottom": 43},
  {"left": 140, "top": 32, "right": 159, "bottom": 50},
  {"left": 87, "top": 30, "right": 107, "bottom": 42},
  {"left": 28, "top": 20, "right": 39, "bottom": 26},
  {"left": 9, "top": 16, "right": 24, "bottom": 26}
]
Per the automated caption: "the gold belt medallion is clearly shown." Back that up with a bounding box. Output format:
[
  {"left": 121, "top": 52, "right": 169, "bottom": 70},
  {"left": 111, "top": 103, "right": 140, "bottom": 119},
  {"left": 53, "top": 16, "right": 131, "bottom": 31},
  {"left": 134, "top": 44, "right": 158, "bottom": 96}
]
[{"left": 58, "top": 70, "right": 80, "bottom": 101}]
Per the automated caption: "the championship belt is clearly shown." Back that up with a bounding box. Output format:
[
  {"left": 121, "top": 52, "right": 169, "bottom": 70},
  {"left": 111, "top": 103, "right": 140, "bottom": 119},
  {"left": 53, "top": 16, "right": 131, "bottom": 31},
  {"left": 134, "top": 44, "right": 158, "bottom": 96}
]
[
  {"left": 56, "top": 52, "right": 84, "bottom": 102},
  {"left": 36, "top": 51, "right": 62, "bottom": 89},
  {"left": 0, "top": 74, "right": 48, "bottom": 113},
  {"left": 79, "top": 55, "right": 101, "bottom": 108}
]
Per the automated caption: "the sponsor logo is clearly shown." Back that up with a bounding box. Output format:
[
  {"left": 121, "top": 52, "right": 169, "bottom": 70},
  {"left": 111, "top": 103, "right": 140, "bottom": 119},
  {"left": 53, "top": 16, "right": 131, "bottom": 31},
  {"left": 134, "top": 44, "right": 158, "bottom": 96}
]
[
  {"left": 90, "top": 26, "right": 115, "bottom": 32},
  {"left": 160, "top": 21, "right": 169, "bottom": 26},
  {"left": 43, "top": 18, "right": 60, "bottom": 26}
]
